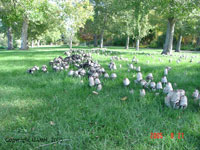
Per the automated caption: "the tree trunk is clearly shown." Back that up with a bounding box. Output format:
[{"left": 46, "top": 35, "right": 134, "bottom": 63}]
[
  {"left": 132, "top": 40, "right": 135, "bottom": 48},
  {"left": 94, "top": 34, "right": 98, "bottom": 47},
  {"left": 69, "top": 35, "right": 73, "bottom": 49},
  {"left": 162, "top": 18, "right": 176, "bottom": 55},
  {"left": 163, "top": 22, "right": 170, "bottom": 53},
  {"left": 31, "top": 40, "right": 34, "bottom": 47},
  {"left": 20, "top": 17, "right": 29, "bottom": 50},
  {"left": 192, "top": 36, "right": 196, "bottom": 45},
  {"left": 136, "top": 39, "right": 140, "bottom": 51},
  {"left": 175, "top": 35, "right": 182, "bottom": 52},
  {"left": 195, "top": 36, "right": 200, "bottom": 50},
  {"left": 37, "top": 40, "right": 40, "bottom": 47},
  {"left": 7, "top": 26, "right": 13, "bottom": 50},
  {"left": 100, "top": 31, "right": 104, "bottom": 48},
  {"left": 125, "top": 35, "right": 129, "bottom": 49}
]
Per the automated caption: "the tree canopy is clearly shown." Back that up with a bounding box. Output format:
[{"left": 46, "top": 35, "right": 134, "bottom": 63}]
[{"left": 0, "top": 0, "right": 200, "bottom": 52}]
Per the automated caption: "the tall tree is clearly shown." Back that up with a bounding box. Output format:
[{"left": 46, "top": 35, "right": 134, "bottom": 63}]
[
  {"left": 78, "top": 19, "right": 98, "bottom": 47},
  {"left": 27, "top": 1, "right": 63, "bottom": 45},
  {"left": 174, "top": 20, "right": 189, "bottom": 52},
  {"left": 155, "top": 0, "right": 199, "bottom": 54},
  {"left": 0, "top": 0, "right": 19, "bottom": 50},
  {"left": 58, "top": 0, "right": 93, "bottom": 49},
  {"left": 112, "top": 10, "right": 134, "bottom": 49},
  {"left": 133, "top": 13, "right": 152, "bottom": 51},
  {"left": 90, "top": 0, "right": 114, "bottom": 48},
  {"left": 185, "top": 15, "right": 200, "bottom": 50},
  {"left": 16, "top": 0, "right": 57, "bottom": 50},
  {"left": 113, "top": 0, "right": 153, "bottom": 51}
]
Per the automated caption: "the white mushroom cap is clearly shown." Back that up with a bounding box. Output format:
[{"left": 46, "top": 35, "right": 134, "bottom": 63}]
[
  {"left": 101, "top": 68, "right": 105, "bottom": 72},
  {"left": 95, "top": 78, "right": 101, "bottom": 85},
  {"left": 129, "top": 64, "right": 134, "bottom": 70},
  {"left": 165, "top": 91, "right": 180, "bottom": 109},
  {"left": 163, "top": 82, "right": 173, "bottom": 94},
  {"left": 140, "top": 80, "right": 147, "bottom": 86},
  {"left": 97, "top": 84, "right": 102, "bottom": 91},
  {"left": 68, "top": 70, "right": 74, "bottom": 76},
  {"left": 92, "top": 72, "right": 99, "bottom": 78},
  {"left": 164, "top": 68, "right": 168, "bottom": 76},
  {"left": 80, "top": 69, "right": 86, "bottom": 76},
  {"left": 111, "top": 73, "right": 117, "bottom": 79},
  {"left": 123, "top": 78, "right": 130, "bottom": 86},
  {"left": 150, "top": 82, "right": 156, "bottom": 89},
  {"left": 146, "top": 73, "right": 153, "bottom": 80},
  {"left": 113, "top": 64, "right": 117, "bottom": 70},
  {"left": 104, "top": 73, "right": 109, "bottom": 78},
  {"left": 180, "top": 96, "right": 188, "bottom": 109},
  {"left": 89, "top": 77, "right": 95, "bottom": 87},
  {"left": 192, "top": 89, "right": 199, "bottom": 100},
  {"left": 177, "top": 89, "right": 185, "bottom": 97},
  {"left": 74, "top": 71, "right": 79, "bottom": 76},
  {"left": 34, "top": 66, "right": 40, "bottom": 71},
  {"left": 156, "top": 82, "right": 163, "bottom": 90},
  {"left": 170, "top": 91, "right": 181, "bottom": 103},
  {"left": 132, "top": 57, "right": 136, "bottom": 62},
  {"left": 161, "top": 76, "right": 168, "bottom": 84},
  {"left": 140, "top": 89, "right": 146, "bottom": 97},
  {"left": 136, "top": 66, "right": 141, "bottom": 72},
  {"left": 64, "top": 65, "right": 69, "bottom": 70},
  {"left": 32, "top": 67, "right": 36, "bottom": 71},
  {"left": 137, "top": 72, "right": 143, "bottom": 81},
  {"left": 42, "top": 68, "right": 47, "bottom": 72}
]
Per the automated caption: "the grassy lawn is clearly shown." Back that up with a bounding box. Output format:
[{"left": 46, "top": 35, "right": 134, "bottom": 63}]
[{"left": 0, "top": 46, "right": 200, "bottom": 150}]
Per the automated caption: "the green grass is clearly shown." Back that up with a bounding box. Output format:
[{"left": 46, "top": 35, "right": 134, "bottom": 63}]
[{"left": 0, "top": 46, "right": 200, "bottom": 150}]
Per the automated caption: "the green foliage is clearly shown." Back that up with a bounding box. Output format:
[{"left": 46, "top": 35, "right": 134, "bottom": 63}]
[
  {"left": 149, "top": 34, "right": 166, "bottom": 48},
  {"left": 0, "top": 33, "right": 7, "bottom": 47},
  {"left": 60, "top": 0, "right": 93, "bottom": 33},
  {"left": 113, "top": 0, "right": 153, "bottom": 41},
  {"left": 28, "top": 1, "right": 63, "bottom": 41},
  {"left": 1, "top": 0, "right": 200, "bottom": 50},
  {"left": 155, "top": 0, "right": 199, "bottom": 20},
  {"left": 80, "top": 0, "right": 115, "bottom": 40}
]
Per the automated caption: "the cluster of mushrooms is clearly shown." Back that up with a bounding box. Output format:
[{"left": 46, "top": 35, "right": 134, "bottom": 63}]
[
  {"left": 27, "top": 65, "right": 47, "bottom": 74},
  {"left": 27, "top": 49, "right": 200, "bottom": 110},
  {"left": 51, "top": 50, "right": 119, "bottom": 91},
  {"left": 165, "top": 90, "right": 187, "bottom": 109},
  {"left": 121, "top": 55, "right": 189, "bottom": 109}
]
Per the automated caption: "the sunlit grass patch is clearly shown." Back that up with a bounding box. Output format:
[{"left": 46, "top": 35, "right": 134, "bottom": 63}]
[{"left": 0, "top": 47, "right": 200, "bottom": 149}]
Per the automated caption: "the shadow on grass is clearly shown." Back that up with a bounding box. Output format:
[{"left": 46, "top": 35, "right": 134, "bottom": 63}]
[{"left": 0, "top": 47, "right": 200, "bottom": 149}]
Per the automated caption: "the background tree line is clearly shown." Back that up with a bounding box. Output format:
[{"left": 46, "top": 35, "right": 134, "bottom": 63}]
[{"left": 0, "top": 0, "right": 200, "bottom": 54}]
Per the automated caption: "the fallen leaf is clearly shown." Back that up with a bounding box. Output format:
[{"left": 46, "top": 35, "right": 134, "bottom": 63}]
[
  {"left": 121, "top": 96, "right": 128, "bottom": 101},
  {"left": 50, "top": 121, "right": 55, "bottom": 126},
  {"left": 92, "top": 91, "right": 98, "bottom": 95}
]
